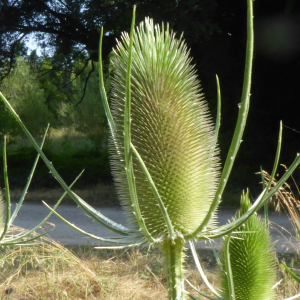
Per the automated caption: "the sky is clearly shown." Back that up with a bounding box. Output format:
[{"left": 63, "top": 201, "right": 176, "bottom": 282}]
[{"left": 26, "top": 34, "right": 42, "bottom": 56}]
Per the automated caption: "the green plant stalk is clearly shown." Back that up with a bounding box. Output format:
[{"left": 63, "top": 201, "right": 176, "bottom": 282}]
[
  {"left": 261, "top": 166, "right": 268, "bottom": 228},
  {"left": 161, "top": 238, "right": 185, "bottom": 300},
  {"left": 224, "top": 234, "right": 235, "bottom": 300},
  {"left": 262, "top": 121, "right": 282, "bottom": 229},
  {"left": 189, "top": 240, "right": 220, "bottom": 298},
  {"left": 1, "top": 136, "right": 11, "bottom": 240},
  {"left": 214, "top": 75, "right": 221, "bottom": 143},
  {"left": 186, "top": 0, "right": 254, "bottom": 239},
  {"left": 123, "top": 6, "right": 155, "bottom": 244}
]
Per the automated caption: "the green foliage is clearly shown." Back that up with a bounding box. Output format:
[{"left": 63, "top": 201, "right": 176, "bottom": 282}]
[
  {"left": 219, "top": 191, "right": 277, "bottom": 300},
  {"left": 0, "top": 140, "right": 111, "bottom": 190},
  {"left": 0, "top": 100, "right": 17, "bottom": 138},
  {"left": 0, "top": 54, "right": 108, "bottom": 155},
  {"left": 57, "top": 62, "right": 108, "bottom": 138},
  {"left": 110, "top": 18, "right": 220, "bottom": 236},
  {"left": 0, "top": 130, "right": 60, "bottom": 246},
  {"left": 0, "top": 58, "right": 56, "bottom": 137},
  {"left": 39, "top": 58, "right": 108, "bottom": 145}
]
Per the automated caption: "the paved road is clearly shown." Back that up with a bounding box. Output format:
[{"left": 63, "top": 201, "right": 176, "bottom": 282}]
[{"left": 12, "top": 203, "right": 300, "bottom": 253}]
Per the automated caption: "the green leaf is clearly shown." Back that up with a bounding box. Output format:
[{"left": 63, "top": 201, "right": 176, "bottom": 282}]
[
  {"left": 190, "top": 0, "right": 255, "bottom": 239},
  {"left": 282, "top": 262, "right": 300, "bottom": 284}
]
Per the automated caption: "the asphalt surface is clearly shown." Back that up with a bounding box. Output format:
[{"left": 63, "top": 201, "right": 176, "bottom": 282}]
[{"left": 12, "top": 203, "right": 300, "bottom": 253}]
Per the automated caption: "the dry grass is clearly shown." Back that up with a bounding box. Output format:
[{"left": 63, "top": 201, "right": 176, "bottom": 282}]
[
  {"left": 0, "top": 227, "right": 218, "bottom": 300},
  {"left": 0, "top": 226, "right": 300, "bottom": 299},
  {"left": 261, "top": 165, "right": 300, "bottom": 239},
  {"left": 260, "top": 165, "right": 300, "bottom": 298},
  {"left": 3, "top": 165, "right": 300, "bottom": 299}
]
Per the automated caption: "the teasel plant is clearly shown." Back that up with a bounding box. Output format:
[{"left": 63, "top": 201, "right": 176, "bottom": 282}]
[
  {"left": 188, "top": 190, "right": 300, "bottom": 300},
  {"left": 187, "top": 191, "right": 278, "bottom": 300},
  {"left": 1, "top": 0, "right": 300, "bottom": 298},
  {"left": 0, "top": 127, "right": 67, "bottom": 246},
  {"left": 260, "top": 166, "right": 300, "bottom": 299},
  {"left": 219, "top": 192, "right": 277, "bottom": 300}
]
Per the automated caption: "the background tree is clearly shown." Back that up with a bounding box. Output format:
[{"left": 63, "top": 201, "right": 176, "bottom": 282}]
[
  {"left": 0, "top": 57, "right": 56, "bottom": 137},
  {"left": 0, "top": 0, "right": 218, "bottom": 81},
  {"left": 1, "top": 0, "right": 300, "bottom": 195}
]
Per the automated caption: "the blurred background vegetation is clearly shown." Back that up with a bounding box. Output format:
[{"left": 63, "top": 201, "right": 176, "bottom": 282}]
[
  {"left": 0, "top": 0, "right": 300, "bottom": 207},
  {"left": 0, "top": 54, "right": 112, "bottom": 189}
]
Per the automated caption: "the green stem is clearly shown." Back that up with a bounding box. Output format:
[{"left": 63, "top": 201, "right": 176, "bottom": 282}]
[
  {"left": 224, "top": 234, "right": 235, "bottom": 300},
  {"left": 260, "top": 166, "right": 269, "bottom": 229},
  {"left": 123, "top": 6, "right": 155, "bottom": 243},
  {"left": 186, "top": 0, "right": 254, "bottom": 239},
  {"left": 161, "top": 238, "right": 185, "bottom": 300}
]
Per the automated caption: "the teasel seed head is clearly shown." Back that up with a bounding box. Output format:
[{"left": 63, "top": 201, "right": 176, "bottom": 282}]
[
  {"left": 219, "top": 190, "right": 277, "bottom": 300},
  {"left": 109, "top": 18, "right": 220, "bottom": 239}
]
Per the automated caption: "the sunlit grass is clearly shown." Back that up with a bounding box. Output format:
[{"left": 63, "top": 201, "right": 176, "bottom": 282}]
[
  {"left": 0, "top": 227, "right": 216, "bottom": 299},
  {"left": 0, "top": 226, "right": 299, "bottom": 299}
]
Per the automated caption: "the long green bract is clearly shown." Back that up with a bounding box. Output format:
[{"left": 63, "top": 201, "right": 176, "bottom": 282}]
[
  {"left": 0, "top": 91, "right": 133, "bottom": 237},
  {"left": 214, "top": 75, "right": 221, "bottom": 148},
  {"left": 203, "top": 144, "right": 300, "bottom": 240},
  {"left": 0, "top": 126, "right": 65, "bottom": 245},
  {"left": 189, "top": 240, "right": 220, "bottom": 297},
  {"left": 131, "top": 143, "right": 175, "bottom": 240},
  {"left": 43, "top": 201, "right": 145, "bottom": 245},
  {"left": 187, "top": 0, "right": 254, "bottom": 239},
  {"left": 123, "top": 6, "right": 155, "bottom": 244},
  {"left": 9, "top": 124, "right": 49, "bottom": 227},
  {"left": 1, "top": 137, "right": 11, "bottom": 241},
  {"left": 186, "top": 280, "right": 219, "bottom": 300},
  {"left": 224, "top": 234, "right": 235, "bottom": 300}
]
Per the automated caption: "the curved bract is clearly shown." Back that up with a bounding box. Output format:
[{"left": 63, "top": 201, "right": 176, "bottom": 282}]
[
  {"left": 219, "top": 191, "right": 277, "bottom": 300},
  {"left": 0, "top": 190, "right": 4, "bottom": 233},
  {"left": 0, "top": 129, "right": 60, "bottom": 246},
  {"left": 110, "top": 18, "right": 220, "bottom": 237}
]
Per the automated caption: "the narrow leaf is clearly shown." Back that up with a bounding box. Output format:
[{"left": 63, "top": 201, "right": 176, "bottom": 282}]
[
  {"left": 131, "top": 143, "right": 175, "bottom": 239},
  {"left": 123, "top": 6, "right": 155, "bottom": 243},
  {"left": 189, "top": 240, "right": 221, "bottom": 297},
  {"left": 189, "top": 0, "right": 254, "bottom": 238},
  {"left": 1, "top": 136, "right": 11, "bottom": 241}
]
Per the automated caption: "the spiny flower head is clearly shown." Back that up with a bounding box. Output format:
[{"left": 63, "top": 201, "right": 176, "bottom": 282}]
[
  {"left": 219, "top": 191, "right": 277, "bottom": 300},
  {"left": 109, "top": 18, "right": 220, "bottom": 239}
]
